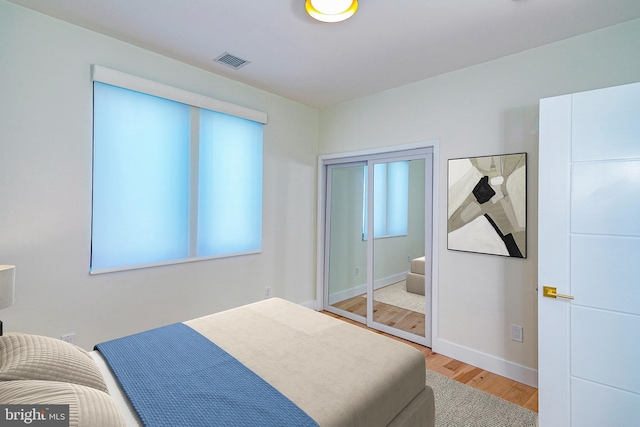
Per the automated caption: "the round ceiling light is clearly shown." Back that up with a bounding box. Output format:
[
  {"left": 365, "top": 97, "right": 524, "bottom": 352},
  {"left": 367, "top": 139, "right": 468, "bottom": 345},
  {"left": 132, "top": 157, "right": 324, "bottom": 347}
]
[{"left": 305, "top": 0, "right": 358, "bottom": 23}]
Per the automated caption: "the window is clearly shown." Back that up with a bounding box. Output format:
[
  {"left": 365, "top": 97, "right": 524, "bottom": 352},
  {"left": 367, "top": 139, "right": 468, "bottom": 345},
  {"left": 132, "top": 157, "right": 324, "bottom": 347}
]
[
  {"left": 362, "top": 161, "right": 409, "bottom": 239},
  {"left": 90, "top": 66, "right": 266, "bottom": 273}
]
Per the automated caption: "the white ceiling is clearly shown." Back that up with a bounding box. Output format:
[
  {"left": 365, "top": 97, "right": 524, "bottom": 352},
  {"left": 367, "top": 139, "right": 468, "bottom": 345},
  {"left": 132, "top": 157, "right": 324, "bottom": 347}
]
[{"left": 9, "top": 0, "right": 640, "bottom": 108}]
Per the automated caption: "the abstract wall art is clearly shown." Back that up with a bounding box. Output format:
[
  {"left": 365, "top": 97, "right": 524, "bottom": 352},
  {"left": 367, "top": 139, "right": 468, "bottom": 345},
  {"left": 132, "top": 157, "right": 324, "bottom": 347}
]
[{"left": 448, "top": 153, "right": 526, "bottom": 258}]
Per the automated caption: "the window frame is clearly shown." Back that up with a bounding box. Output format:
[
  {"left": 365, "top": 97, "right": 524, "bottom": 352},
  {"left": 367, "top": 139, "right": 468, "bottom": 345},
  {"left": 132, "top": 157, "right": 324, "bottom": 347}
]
[{"left": 90, "top": 66, "right": 267, "bottom": 274}]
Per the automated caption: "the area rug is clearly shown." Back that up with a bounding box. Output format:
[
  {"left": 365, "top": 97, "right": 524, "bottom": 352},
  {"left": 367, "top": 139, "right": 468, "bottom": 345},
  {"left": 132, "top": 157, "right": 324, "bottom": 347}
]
[
  {"left": 426, "top": 370, "right": 538, "bottom": 427},
  {"left": 373, "top": 281, "right": 425, "bottom": 313}
]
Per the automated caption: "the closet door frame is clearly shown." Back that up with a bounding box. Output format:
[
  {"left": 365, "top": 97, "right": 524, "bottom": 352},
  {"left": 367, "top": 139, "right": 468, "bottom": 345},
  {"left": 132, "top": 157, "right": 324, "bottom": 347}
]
[{"left": 317, "top": 140, "right": 439, "bottom": 347}]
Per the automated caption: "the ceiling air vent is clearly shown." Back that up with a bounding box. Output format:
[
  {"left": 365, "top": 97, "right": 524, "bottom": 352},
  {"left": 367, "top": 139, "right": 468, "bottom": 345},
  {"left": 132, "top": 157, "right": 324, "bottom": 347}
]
[{"left": 214, "top": 52, "right": 250, "bottom": 70}]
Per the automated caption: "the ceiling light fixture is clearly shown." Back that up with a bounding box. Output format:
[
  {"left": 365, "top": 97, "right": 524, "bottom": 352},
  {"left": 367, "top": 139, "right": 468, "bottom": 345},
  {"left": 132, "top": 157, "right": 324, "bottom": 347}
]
[{"left": 305, "top": 0, "right": 358, "bottom": 23}]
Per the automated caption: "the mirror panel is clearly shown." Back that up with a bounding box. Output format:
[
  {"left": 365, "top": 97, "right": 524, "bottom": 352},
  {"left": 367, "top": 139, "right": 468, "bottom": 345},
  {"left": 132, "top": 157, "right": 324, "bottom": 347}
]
[
  {"left": 372, "top": 159, "right": 426, "bottom": 336},
  {"left": 327, "top": 165, "right": 367, "bottom": 319}
]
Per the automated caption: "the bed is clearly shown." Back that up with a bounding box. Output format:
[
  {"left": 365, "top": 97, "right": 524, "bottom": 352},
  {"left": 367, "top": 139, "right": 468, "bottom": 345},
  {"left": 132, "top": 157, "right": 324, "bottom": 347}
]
[{"left": 0, "top": 298, "right": 435, "bottom": 426}]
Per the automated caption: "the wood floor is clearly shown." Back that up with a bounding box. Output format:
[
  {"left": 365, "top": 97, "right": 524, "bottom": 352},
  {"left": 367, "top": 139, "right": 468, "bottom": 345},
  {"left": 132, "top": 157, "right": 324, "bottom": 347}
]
[
  {"left": 323, "top": 311, "right": 538, "bottom": 413},
  {"left": 332, "top": 295, "right": 426, "bottom": 336}
]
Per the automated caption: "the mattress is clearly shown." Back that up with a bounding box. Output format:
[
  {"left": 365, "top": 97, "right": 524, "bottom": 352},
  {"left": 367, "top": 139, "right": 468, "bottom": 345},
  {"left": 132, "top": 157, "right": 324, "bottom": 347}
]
[{"left": 91, "top": 298, "right": 435, "bottom": 427}]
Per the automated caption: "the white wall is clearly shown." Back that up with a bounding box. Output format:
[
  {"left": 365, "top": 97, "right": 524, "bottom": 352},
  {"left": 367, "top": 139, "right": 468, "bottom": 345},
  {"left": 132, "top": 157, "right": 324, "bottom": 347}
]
[
  {"left": 0, "top": 1, "right": 319, "bottom": 350},
  {"left": 318, "top": 19, "right": 640, "bottom": 384}
]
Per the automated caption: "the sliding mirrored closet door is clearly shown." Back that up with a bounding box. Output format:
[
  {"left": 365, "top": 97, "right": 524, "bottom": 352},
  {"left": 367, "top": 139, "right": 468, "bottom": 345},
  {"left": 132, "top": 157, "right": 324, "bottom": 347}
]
[
  {"left": 326, "top": 163, "right": 368, "bottom": 320},
  {"left": 371, "top": 158, "right": 428, "bottom": 338},
  {"left": 323, "top": 148, "right": 433, "bottom": 346}
]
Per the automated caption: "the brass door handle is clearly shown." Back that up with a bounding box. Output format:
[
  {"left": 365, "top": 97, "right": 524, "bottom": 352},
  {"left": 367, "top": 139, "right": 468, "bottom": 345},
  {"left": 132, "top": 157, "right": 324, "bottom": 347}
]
[{"left": 543, "top": 286, "right": 574, "bottom": 300}]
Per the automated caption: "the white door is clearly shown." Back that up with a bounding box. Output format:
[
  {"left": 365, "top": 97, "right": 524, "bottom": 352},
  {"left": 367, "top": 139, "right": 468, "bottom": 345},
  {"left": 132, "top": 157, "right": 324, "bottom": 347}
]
[{"left": 539, "top": 82, "right": 640, "bottom": 426}]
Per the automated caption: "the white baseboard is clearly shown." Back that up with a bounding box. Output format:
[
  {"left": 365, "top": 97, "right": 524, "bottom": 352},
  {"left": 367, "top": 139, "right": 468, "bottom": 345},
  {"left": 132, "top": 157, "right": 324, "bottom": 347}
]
[
  {"left": 433, "top": 338, "right": 538, "bottom": 388},
  {"left": 327, "top": 271, "right": 409, "bottom": 306},
  {"left": 327, "top": 283, "right": 367, "bottom": 306}
]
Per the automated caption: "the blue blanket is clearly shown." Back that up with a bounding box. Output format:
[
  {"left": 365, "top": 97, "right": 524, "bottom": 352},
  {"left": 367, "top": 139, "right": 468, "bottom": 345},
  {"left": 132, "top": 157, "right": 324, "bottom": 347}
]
[{"left": 95, "top": 323, "right": 318, "bottom": 427}]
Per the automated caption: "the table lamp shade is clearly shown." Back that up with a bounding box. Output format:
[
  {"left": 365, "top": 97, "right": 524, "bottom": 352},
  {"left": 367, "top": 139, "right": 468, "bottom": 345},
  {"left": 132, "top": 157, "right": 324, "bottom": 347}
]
[{"left": 0, "top": 265, "right": 15, "bottom": 310}]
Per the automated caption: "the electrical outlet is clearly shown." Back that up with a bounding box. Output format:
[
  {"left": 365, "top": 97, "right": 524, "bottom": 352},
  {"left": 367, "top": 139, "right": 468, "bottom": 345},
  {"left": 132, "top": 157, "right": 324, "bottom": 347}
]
[
  {"left": 355, "top": 267, "right": 360, "bottom": 276},
  {"left": 264, "top": 287, "right": 271, "bottom": 299},
  {"left": 510, "top": 325, "right": 523, "bottom": 343},
  {"left": 61, "top": 333, "right": 76, "bottom": 345}
]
